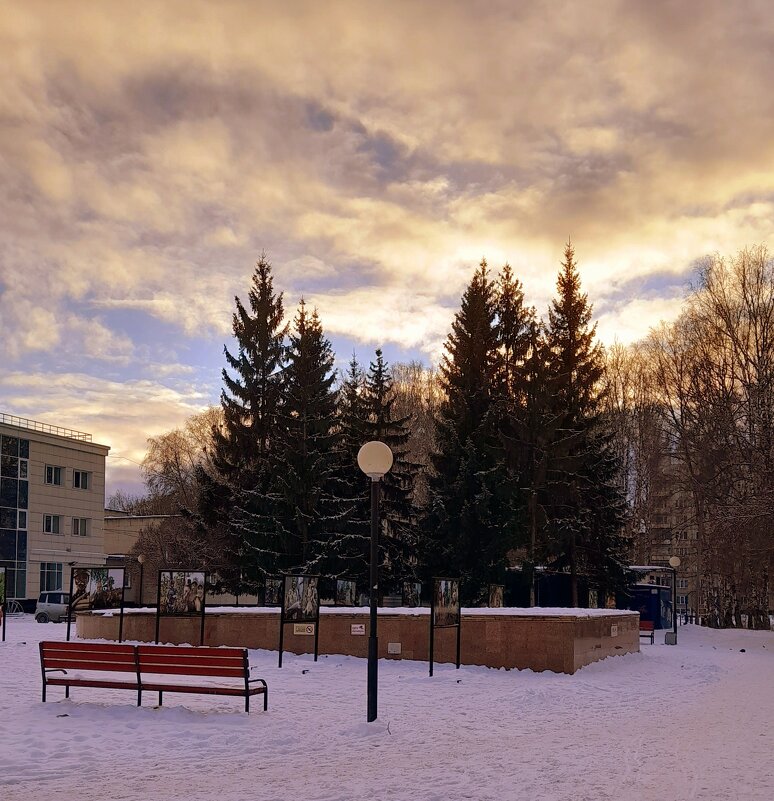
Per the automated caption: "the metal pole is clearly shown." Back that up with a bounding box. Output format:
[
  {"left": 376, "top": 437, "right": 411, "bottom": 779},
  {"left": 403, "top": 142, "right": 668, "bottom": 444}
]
[
  {"left": 138, "top": 563, "right": 144, "bottom": 607},
  {"left": 367, "top": 477, "right": 380, "bottom": 722},
  {"left": 673, "top": 567, "right": 678, "bottom": 643}
]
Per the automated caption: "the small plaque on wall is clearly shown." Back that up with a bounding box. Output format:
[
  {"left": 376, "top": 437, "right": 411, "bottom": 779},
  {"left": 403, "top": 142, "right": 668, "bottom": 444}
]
[
  {"left": 610, "top": 624, "right": 618, "bottom": 637},
  {"left": 293, "top": 623, "right": 315, "bottom": 636},
  {"left": 351, "top": 624, "right": 365, "bottom": 635},
  {"left": 387, "top": 642, "right": 402, "bottom": 655}
]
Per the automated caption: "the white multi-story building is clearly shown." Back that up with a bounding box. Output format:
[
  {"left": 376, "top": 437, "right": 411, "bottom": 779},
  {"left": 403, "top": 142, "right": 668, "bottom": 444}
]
[{"left": 0, "top": 413, "right": 109, "bottom": 606}]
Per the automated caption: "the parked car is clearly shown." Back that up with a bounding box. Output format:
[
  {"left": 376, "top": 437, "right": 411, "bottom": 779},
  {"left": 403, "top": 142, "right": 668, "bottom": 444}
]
[{"left": 35, "top": 592, "right": 70, "bottom": 623}]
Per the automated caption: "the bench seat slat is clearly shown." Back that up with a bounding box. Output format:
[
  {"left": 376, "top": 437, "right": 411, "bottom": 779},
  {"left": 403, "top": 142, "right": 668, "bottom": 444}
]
[
  {"left": 47, "top": 678, "right": 139, "bottom": 690},
  {"left": 142, "top": 682, "right": 265, "bottom": 696}
]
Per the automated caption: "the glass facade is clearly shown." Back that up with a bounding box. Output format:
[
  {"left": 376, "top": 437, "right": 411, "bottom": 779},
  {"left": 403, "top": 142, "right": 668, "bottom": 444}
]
[
  {"left": 0, "top": 434, "right": 29, "bottom": 598},
  {"left": 40, "top": 562, "right": 63, "bottom": 592}
]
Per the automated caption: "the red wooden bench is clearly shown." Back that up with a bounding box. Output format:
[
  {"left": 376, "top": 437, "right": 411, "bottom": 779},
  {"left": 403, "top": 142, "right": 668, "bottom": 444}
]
[
  {"left": 39, "top": 641, "right": 268, "bottom": 713},
  {"left": 137, "top": 644, "right": 268, "bottom": 713},
  {"left": 639, "top": 620, "right": 655, "bottom": 644},
  {"left": 39, "top": 641, "right": 140, "bottom": 703}
]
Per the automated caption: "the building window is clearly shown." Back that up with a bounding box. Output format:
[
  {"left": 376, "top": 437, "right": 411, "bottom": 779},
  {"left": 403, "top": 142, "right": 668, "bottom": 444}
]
[
  {"left": 40, "top": 562, "right": 63, "bottom": 592},
  {"left": 73, "top": 470, "right": 90, "bottom": 490},
  {"left": 0, "top": 478, "right": 18, "bottom": 508},
  {"left": 678, "top": 579, "right": 688, "bottom": 589},
  {"left": 19, "top": 459, "right": 28, "bottom": 479},
  {"left": 677, "top": 594, "right": 688, "bottom": 607},
  {"left": 18, "top": 510, "right": 27, "bottom": 529},
  {"left": 1, "top": 455, "right": 18, "bottom": 476},
  {"left": 72, "top": 517, "right": 90, "bottom": 537},
  {"left": 43, "top": 514, "right": 61, "bottom": 535},
  {"left": 45, "top": 465, "right": 63, "bottom": 486}
]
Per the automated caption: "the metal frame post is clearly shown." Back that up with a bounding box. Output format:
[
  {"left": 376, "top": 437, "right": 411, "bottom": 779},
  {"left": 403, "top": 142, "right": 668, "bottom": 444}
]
[
  {"left": 367, "top": 477, "right": 380, "bottom": 722},
  {"left": 672, "top": 567, "right": 678, "bottom": 644}
]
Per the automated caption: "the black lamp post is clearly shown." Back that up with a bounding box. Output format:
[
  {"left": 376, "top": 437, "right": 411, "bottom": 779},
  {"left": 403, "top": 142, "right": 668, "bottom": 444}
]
[
  {"left": 137, "top": 554, "right": 145, "bottom": 607},
  {"left": 669, "top": 555, "right": 681, "bottom": 644},
  {"left": 357, "top": 440, "right": 394, "bottom": 723}
]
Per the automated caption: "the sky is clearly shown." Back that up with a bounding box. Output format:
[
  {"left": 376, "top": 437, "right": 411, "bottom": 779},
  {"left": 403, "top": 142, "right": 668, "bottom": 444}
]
[{"left": 1, "top": 0, "right": 773, "bottom": 496}]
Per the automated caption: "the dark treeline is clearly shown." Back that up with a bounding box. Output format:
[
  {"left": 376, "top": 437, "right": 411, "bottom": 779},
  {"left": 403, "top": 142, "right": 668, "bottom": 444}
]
[{"left": 119, "top": 244, "right": 631, "bottom": 605}]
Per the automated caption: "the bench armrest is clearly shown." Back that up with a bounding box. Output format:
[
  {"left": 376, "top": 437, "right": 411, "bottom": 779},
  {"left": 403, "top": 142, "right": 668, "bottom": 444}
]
[
  {"left": 45, "top": 668, "right": 68, "bottom": 675},
  {"left": 248, "top": 678, "right": 267, "bottom": 689}
]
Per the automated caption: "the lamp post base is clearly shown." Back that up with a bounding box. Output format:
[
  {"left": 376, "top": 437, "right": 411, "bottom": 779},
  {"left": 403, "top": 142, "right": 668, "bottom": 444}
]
[{"left": 367, "top": 634, "right": 378, "bottom": 721}]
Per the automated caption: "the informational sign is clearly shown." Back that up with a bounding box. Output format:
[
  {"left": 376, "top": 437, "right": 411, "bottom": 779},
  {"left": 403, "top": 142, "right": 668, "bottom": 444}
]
[
  {"left": 158, "top": 571, "right": 206, "bottom": 615},
  {"left": 387, "top": 642, "right": 402, "bottom": 655},
  {"left": 278, "top": 574, "right": 321, "bottom": 667},
  {"left": 488, "top": 584, "right": 504, "bottom": 608},
  {"left": 429, "top": 577, "right": 462, "bottom": 677},
  {"left": 610, "top": 624, "right": 619, "bottom": 638},
  {"left": 402, "top": 581, "right": 421, "bottom": 608},
  {"left": 284, "top": 575, "right": 319, "bottom": 623},
  {"left": 67, "top": 566, "right": 126, "bottom": 642},
  {"left": 293, "top": 623, "right": 315, "bottom": 636},
  {"left": 350, "top": 623, "right": 365, "bottom": 635},
  {"left": 335, "top": 579, "right": 356, "bottom": 607},
  {"left": 155, "top": 569, "right": 208, "bottom": 646},
  {"left": 264, "top": 577, "right": 282, "bottom": 606},
  {"left": 433, "top": 578, "right": 460, "bottom": 628}
]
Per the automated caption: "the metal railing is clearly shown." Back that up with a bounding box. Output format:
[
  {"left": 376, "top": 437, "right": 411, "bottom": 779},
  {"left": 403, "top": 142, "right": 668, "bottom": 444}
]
[{"left": 0, "top": 413, "right": 92, "bottom": 442}]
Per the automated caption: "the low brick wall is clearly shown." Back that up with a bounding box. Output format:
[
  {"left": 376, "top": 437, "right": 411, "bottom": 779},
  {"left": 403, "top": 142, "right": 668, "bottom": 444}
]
[{"left": 77, "top": 608, "right": 638, "bottom": 674}]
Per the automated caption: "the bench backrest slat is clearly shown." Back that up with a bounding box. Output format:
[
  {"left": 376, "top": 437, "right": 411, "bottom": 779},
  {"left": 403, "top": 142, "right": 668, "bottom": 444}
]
[
  {"left": 41, "top": 641, "right": 138, "bottom": 673},
  {"left": 639, "top": 621, "right": 655, "bottom": 631},
  {"left": 138, "top": 645, "right": 242, "bottom": 659},
  {"left": 138, "top": 663, "right": 246, "bottom": 678},
  {"left": 137, "top": 645, "right": 247, "bottom": 678},
  {"left": 42, "top": 641, "right": 136, "bottom": 654}
]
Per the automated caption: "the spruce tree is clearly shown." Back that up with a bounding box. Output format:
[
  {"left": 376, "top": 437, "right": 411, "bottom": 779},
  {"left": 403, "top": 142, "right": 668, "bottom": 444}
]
[
  {"left": 329, "top": 355, "right": 371, "bottom": 583},
  {"left": 494, "top": 263, "right": 532, "bottom": 401},
  {"left": 493, "top": 263, "right": 544, "bottom": 604},
  {"left": 543, "top": 241, "right": 628, "bottom": 604},
  {"left": 212, "top": 255, "right": 286, "bottom": 476},
  {"left": 272, "top": 300, "right": 347, "bottom": 571},
  {"left": 205, "top": 256, "right": 287, "bottom": 585},
  {"left": 423, "top": 260, "right": 509, "bottom": 602},
  {"left": 363, "top": 349, "right": 420, "bottom": 590}
]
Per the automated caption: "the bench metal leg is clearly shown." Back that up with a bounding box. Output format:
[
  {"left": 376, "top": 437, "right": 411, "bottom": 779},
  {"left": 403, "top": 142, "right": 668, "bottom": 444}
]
[
  {"left": 158, "top": 691, "right": 163, "bottom": 706},
  {"left": 42, "top": 683, "right": 46, "bottom": 703},
  {"left": 137, "top": 688, "right": 142, "bottom": 707},
  {"left": 245, "top": 694, "right": 249, "bottom": 714},
  {"left": 264, "top": 688, "right": 268, "bottom": 712},
  {"left": 65, "top": 685, "right": 70, "bottom": 699}
]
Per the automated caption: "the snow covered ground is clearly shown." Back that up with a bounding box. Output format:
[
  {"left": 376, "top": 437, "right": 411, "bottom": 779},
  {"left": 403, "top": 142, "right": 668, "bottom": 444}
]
[{"left": 1, "top": 615, "right": 771, "bottom": 801}]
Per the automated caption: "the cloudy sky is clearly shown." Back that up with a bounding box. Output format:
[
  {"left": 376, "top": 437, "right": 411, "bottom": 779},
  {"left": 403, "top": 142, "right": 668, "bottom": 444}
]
[{"left": 1, "top": 0, "right": 773, "bottom": 495}]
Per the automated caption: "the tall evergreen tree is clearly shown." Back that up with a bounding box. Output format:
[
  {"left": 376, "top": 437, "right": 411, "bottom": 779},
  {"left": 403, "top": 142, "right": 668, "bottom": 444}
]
[
  {"left": 272, "top": 300, "right": 347, "bottom": 571},
  {"left": 329, "top": 354, "right": 371, "bottom": 582},
  {"left": 423, "top": 260, "right": 509, "bottom": 601},
  {"left": 204, "top": 256, "right": 287, "bottom": 586},
  {"left": 212, "top": 255, "right": 286, "bottom": 477},
  {"left": 494, "top": 263, "right": 532, "bottom": 402},
  {"left": 494, "top": 262, "right": 546, "bottom": 604},
  {"left": 543, "top": 241, "right": 628, "bottom": 604},
  {"left": 363, "top": 349, "right": 420, "bottom": 589}
]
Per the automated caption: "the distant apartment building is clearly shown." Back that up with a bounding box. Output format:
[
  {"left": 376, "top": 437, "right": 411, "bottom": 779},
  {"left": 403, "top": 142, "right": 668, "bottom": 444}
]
[{"left": 0, "top": 413, "right": 109, "bottom": 605}]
